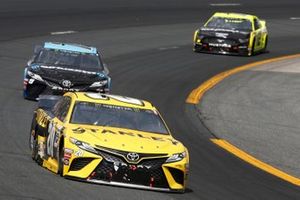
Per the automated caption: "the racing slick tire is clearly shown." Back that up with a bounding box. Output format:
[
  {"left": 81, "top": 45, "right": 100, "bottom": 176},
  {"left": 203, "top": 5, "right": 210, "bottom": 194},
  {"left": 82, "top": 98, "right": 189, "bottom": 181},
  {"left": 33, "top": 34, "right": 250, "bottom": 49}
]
[
  {"left": 193, "top": 44, "right": 201, "bottom": 53},
  {"left": 248, "top": 37, "right": 256, "bottom": 56},
  {"left": 29, "top": 129, "right": 39, "bottom": 161},
  {"left": 23, "top": 84, "right": 46, "bottom": 101},
  {"left": 57, "top": 140, "right": 64, "bottom": 177},
  {"left": 262, "top": 36, "right": 268, "bottom": 52}
]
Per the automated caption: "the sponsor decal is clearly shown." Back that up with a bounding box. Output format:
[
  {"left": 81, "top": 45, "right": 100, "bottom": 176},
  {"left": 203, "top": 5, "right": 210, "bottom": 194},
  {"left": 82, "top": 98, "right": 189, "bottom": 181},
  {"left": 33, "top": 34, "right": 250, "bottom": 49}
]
[
  {"left": 64, "top": 148, "right": 73, "bottom": 154},
  {"left": 46, "top": 121, "right": 64, "bottom": 158},
  {"left": 209, "top": 43, "right": 231, "bottom": 48},
  {"left": 101, "top": 129, "right": 178, "bottom": 145},
  {"left": 28, "top": 79, "right": 35, "bottom": 84},
  {"left": 72, "top": 127, "right": 98, "bottom": 134},
  {"left": 225, "top": 19, "right": 244, "bottom": 23},
  {"left": 215, "top": 32, "right": 229, "bottom": 38},
  {"left": 51, "top": 86, "right": 80, "bottom": 91},
  {"left": 36, "top": 111, "right": 51, "bottom": 128},
  {"left": 40, "top": 65, "right": 97, "bottom": 75},
  {"left": 72, "top": 128, "right": 179, "bottom": 145},
  {"left": 64, "top": 152, "right": 72, "bottom": 159},
  {"left": 201, "top": 27, "right": 242, "bottom": 33},
  {"left": 63, "top": 148, "right": 73, "bottom": 165},
  {"left": 64, "top": 159, "right": 69, "bottom": 166},
  {"left": 74, "top": 149, "right": 84, "bottom": 157}
]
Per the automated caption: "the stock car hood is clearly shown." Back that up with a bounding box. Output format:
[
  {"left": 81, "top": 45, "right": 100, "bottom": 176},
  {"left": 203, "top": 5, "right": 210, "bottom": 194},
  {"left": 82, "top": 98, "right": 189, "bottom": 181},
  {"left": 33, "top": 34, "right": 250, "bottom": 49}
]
[
  {"left": 30, "top": 64, "right": 106, "bottom": 84},
  {"left": 68, "top": 125, "right": 185, "bottom": 155},
  {"left": 199, "top": 27, "right": 250, "bottom": 39}
]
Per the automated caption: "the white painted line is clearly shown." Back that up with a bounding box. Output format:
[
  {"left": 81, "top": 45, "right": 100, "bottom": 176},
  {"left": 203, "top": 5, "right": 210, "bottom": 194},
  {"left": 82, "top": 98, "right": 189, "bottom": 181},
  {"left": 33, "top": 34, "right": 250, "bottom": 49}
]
[
  {"left": 290, "top": 17, "right": 300, "bottom": 20},
  {"left": 210, "top": 3, "right": 241, "bottom": 6},
  {"left": 158, "top": 46, "right": 179, "bottom": 51},
  {"left": 50, "top": 30, "right": 77, "bottom": 35}
]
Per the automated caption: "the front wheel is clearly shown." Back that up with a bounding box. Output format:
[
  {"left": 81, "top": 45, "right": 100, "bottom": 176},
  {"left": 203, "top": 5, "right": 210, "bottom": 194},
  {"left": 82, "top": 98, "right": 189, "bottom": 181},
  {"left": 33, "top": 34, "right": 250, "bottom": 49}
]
[
  {"left": 262, "top": 35, "right": 268, "bottom": 52},
  {"left": 247, "top": 37, "right": 256, "bottom": 56},
  {"left": 57, "top": 141, "right": 64, "bottom": 176},
  {"left": 29, "top": 129, "right": 38, "bottom": 161}
]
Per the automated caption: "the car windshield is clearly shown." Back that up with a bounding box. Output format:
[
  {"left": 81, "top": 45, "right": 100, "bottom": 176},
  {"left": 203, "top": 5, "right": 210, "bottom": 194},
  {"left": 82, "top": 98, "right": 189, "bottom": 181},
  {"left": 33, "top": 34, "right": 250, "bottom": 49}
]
[
  {"left": 206, "top": 17, "right": 252, "bottom": 31},
  {"left": 71, "top": 102, "right": 170, "bottom": 135},
  {"left": 34, "top": 49, "right": 103, "bottom": 71}
]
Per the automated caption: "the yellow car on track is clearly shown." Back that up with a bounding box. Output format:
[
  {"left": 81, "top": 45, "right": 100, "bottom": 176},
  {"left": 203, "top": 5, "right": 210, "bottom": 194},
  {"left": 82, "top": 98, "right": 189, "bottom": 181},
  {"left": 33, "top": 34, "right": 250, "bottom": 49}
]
[
  {"left": 29, "top": 92, "right": 189, "bottom": 192},
  {"left": 193, "top": 12, "right": 268, "bottom": 56}
]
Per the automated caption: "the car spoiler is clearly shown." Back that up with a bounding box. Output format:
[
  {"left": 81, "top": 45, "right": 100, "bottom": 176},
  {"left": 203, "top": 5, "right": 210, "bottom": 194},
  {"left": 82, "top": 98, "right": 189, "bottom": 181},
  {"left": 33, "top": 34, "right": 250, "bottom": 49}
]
[{"left": 37, "top": 95, "right": 62, "bottom": 110}]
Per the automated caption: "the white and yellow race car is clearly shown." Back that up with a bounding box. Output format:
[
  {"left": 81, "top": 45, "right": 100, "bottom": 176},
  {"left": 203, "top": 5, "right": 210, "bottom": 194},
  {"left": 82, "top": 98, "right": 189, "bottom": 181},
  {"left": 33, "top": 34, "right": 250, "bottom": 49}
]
[
  {"left": 29, "top": 92, "right": 189, "bottom": 192},
  {"left": 193, "top": 12, "right": 268, "bottom": 56}
]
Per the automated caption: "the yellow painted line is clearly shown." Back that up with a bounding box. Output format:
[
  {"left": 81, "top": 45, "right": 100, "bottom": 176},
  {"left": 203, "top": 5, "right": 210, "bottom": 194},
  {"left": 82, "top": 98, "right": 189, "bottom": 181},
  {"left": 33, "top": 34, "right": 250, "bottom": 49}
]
[
  {"left": 186, "top": 53, "right": 300, "bottom": 104},
  {"left": 186, "top": 53, "right": 300, "bottom": 186},
  {"left": 211, "top": 139, "right": 300, "bottom": 186}
]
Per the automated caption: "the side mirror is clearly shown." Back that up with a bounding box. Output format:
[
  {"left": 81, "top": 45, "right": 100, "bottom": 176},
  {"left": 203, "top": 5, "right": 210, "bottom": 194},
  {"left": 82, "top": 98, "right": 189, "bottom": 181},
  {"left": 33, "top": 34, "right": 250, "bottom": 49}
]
[
  {"left": 27, "top": 59, "right": 33, "bottom": 66},
  {"left": 34, "top": 45, "right": 42, "bottom": 54}
]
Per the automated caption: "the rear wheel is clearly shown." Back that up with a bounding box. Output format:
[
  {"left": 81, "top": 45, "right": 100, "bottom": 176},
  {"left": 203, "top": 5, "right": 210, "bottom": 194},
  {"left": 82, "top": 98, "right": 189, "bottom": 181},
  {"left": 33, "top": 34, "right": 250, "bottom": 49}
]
[{"left": 29, "top": 129, "right": 38, "bottom": 161}]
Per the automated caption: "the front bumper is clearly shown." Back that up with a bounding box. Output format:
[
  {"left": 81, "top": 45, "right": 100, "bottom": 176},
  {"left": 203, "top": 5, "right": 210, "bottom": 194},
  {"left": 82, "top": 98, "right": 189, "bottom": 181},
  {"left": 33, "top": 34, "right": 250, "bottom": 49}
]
[
  {"left": 24, "top": 76, "right": 110, "bottom": 99},
  {"left": 194, "top": 43, "right": 250, "bottom": 56},
  {"left": 63, "top": 147, "right": 188, "bottom": 192}
]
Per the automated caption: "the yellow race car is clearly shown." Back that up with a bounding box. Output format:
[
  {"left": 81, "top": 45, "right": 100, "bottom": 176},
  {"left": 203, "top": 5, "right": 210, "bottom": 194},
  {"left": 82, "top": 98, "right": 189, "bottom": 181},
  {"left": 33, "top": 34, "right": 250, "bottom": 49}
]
[
  {"left": 193, "top": 12, "right": 268, "bottom": 56},
  {"left": 29, "top": 92, "right": 189, "bottom": 192}
]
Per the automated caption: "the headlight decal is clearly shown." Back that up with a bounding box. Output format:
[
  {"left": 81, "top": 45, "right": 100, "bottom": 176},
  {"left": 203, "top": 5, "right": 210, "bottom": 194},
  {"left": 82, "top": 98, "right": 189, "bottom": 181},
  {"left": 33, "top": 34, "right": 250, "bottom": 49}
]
[
  {"left": 69, "top": 137, "right": 98, "bottom": 154},
  {"left": 165, "top": 151, "right": 187, "bottom": 163},
  {"left": 90, "top": 80, "right": 108, "bottom": 87},
  {"left": 27, "top": 70, "right": 44, "bottom": 82}
]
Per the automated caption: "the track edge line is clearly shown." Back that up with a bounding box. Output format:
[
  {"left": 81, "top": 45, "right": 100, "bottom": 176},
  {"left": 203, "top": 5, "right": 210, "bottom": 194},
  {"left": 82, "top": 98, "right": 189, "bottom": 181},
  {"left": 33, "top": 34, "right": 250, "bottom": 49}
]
[
  {"left": 211, "top": 139, "right": 300, "bottom": 186},
  {"left": 186, "top": 53, "right": 300, "bottom": 104}
]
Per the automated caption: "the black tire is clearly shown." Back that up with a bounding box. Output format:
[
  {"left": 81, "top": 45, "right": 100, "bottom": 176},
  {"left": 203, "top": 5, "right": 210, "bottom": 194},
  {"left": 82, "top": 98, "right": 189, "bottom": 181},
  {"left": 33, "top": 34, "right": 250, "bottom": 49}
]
[
  {"left": 57, "top": 139, "right": 64, "bottom": 176},
  {"left": 29, "top": 129, "right": 38, "bottom": 161},
  {"left": 193, "top": 44, "right": 200, "bottom": 53},
  {"left": 249, "top": 37, "right": 256, "bottom": 56},
  {"left": 24, "top": 84, "right": 46, "bottom": 101},
  {"left": 263, "top": 35, "right": 268, "bottom": 52}
]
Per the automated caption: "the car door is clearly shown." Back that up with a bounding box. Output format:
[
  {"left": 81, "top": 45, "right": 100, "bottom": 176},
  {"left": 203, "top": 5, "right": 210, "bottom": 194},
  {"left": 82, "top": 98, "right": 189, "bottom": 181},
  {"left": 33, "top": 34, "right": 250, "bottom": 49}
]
[
  {"left": 46, "top": 96, "right": 71, "bottom": 160},
  {"left": 253, "top": 17, "right": 264, "bottom": 51}
]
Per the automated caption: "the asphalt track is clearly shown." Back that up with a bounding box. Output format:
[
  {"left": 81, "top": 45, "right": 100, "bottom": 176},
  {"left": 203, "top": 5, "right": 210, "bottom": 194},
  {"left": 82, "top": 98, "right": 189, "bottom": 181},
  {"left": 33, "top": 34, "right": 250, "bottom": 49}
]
[{"left": 1, "top": 0, "right": 300, "bottom": 199}]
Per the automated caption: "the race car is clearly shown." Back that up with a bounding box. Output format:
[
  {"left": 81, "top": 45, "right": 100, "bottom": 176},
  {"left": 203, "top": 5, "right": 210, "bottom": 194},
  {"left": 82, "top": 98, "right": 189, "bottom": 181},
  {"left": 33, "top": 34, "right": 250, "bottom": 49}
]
[
  {"left": 29, "top": 92, "right": 189, "bottom": 192},
  {"left": 23, "top": 42, "right": 111, "bottom": 100},
  {"left": 193, "top": 12, "right": 268, "bottom": 56}
]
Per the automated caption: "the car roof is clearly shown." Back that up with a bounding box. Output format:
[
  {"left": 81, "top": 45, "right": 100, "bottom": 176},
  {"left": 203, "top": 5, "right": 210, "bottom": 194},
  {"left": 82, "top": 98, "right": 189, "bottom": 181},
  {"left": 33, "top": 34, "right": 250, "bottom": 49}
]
[
  {"left": 212, "top": 12, "right": 256, "bottom": 20},
  {"left": 43, "top": 42, "right": 98, "bottom": 54},
  {"left": 66, "top": 92, "right": 155, "bottom": 110}
]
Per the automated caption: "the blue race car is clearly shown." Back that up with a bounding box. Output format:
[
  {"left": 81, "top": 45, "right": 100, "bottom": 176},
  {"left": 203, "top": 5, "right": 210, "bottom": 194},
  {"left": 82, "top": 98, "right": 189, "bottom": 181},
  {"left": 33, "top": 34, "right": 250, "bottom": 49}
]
[{"left": 23, "top": 42, "right": 111, "bottom": 100}]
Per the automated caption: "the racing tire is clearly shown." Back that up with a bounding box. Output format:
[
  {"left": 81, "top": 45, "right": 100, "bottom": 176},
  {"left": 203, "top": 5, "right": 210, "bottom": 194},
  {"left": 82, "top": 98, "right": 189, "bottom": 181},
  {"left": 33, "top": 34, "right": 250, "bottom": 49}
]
[
  {"left": 249, "top": 37, "right": 256, "bottom": 56},
  {"left": 24, "top": 84, "right": 46, "bottom": 101},
  {"left": 29, "top": 129, "right": 43, "bottom": 165},
  {"left": 29, "top": 129, "right": 38, "bottom": 161},
  {"left": 193, "top": 44, "right": 201, "bottom": 53},
  {"left": 262, "top": 36, "right": 268, "bottom": 52},
  {"left": 58, "top": 140, "right": 64, "bottom": 177}
]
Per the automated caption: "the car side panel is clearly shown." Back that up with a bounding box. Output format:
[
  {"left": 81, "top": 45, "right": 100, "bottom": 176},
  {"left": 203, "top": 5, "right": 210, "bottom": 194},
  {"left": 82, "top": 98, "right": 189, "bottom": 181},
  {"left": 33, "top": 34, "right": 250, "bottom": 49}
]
[{"left": 35, "top": 109, "right": 65, "bottom": 173}]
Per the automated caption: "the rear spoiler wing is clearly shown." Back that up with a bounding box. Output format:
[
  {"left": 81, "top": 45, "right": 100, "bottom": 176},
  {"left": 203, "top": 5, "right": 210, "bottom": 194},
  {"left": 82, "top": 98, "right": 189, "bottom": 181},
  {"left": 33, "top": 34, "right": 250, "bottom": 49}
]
[{"left": 38, "top": 95, "right": 62, "bottom": 110}]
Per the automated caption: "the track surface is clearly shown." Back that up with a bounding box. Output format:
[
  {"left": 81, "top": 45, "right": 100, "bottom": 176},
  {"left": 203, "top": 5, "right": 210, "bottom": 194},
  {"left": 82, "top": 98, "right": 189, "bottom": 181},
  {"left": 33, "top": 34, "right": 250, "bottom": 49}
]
[{"left": 1, "top": 0, "right": 300, "bottom": 199}]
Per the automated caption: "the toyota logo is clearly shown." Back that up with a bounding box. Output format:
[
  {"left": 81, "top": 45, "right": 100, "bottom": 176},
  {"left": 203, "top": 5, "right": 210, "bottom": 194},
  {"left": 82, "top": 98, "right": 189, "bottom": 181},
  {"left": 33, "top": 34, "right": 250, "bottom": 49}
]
[
  {"left": 61, "top": 80, "right": 72, "bottom": 88},
  {"left": 126, "top": 152, "right": 139, "bottom": 162}
]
